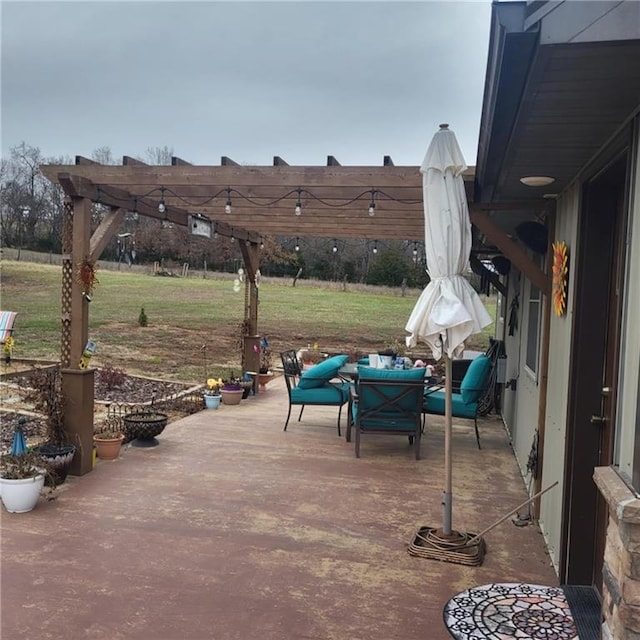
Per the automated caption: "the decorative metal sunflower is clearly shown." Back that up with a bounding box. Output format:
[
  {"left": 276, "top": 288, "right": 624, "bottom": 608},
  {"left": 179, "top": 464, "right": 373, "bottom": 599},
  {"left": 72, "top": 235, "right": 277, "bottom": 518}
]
[{"left": 551, "top": 241, "right": 569, "bottom": 316}]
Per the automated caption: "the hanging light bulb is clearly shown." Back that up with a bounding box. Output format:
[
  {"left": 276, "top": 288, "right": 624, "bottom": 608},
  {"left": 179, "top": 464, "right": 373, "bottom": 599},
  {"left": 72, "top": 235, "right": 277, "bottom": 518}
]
[
  {"left": 295, "top": 237, "right": 300, "bottom": 252},
  {"left": 373, "top": 240, "right": 378, "bottom": 254},
  {"left": 368, "top": 189, "right": 376, "bottom": 217},
  {"left": 294, "top": 188, "right": 303, "bottom": 216},
  {"left": 158, "top": 187, "right": 166, "bottom": 214},
  {"left": 413, "top": 242, "right": 418, "bottom": 257},
  {"left": 260, "top": 237, "right": 265, "bottom": 250},
  {"left": 332, "top": 240, "right": 338, "bottom": 253},
  {"left": 225, "top": 187, "right": 232, "bottom": 214}
]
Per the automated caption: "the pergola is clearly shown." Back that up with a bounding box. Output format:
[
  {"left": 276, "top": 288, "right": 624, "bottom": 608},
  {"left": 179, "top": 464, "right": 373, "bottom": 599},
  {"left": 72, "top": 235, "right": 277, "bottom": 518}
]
[{"left": 40, "top": 154, "right": 552, "bottom": 475}]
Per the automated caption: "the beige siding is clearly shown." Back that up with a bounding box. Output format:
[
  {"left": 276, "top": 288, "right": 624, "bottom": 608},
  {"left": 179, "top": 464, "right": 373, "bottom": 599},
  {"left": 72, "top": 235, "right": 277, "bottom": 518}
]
[
  {"left": 539, "top": 183, "right": 580, "bottom": 569},
  {"left": 616, "top": 123, "right": 640, "bottom": 478}
]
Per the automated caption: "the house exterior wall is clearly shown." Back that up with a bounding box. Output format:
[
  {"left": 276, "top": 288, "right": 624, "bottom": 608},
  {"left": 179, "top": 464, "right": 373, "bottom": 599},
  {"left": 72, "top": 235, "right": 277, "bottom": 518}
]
[{"left": 538, "top": 184, "right": 581, "bottom": 570}]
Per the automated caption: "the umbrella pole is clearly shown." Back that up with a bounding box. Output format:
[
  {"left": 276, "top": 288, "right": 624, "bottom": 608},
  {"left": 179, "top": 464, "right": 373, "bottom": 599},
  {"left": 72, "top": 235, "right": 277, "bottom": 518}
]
[{"left": 443, "top": 353, "right": 453, "bottom": 536}]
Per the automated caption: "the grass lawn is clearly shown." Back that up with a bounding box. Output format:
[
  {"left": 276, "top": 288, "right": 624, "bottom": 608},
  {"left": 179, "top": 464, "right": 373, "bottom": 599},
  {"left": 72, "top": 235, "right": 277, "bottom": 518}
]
[{"left": 1, "top": 260, "right": 496, "bottom": 383}]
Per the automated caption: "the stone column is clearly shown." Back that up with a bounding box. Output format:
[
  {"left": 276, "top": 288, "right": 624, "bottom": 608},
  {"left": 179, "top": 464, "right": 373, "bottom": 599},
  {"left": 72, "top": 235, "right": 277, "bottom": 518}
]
[{"left": 594, "top": 466, "right": 640, "bottom": 639}]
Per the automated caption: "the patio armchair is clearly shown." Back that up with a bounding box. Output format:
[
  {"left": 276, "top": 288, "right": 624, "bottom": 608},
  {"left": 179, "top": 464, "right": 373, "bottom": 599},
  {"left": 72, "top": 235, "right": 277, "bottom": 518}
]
[
  {"left": 422, "top": 354, "right": 492, "bottom": 449},
  {"left": 0, "top": 311, "right": 17, "bottom": 345},
  {"left": 280, "top": 351, "right": 350, "bottom": 435},
  {"left": 346, "top": 366, "right": 425, "bottom": 459}
]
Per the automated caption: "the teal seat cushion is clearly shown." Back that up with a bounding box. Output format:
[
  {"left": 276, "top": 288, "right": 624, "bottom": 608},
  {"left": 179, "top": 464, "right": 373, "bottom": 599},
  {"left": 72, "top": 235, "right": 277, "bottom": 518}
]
[
  {"left": 297, "top": 354, "right": 349, "bottom": 389},
  {"left": 423, "top": 390, "right": 477, "bottom": 419},
  {"left": 291, "top": 380, "right": 350, "bottom": 404},
  {"left": 460, "top": 355, "right": 491, "bottom": 403},
  {"left": 357, "top": 356, "right": 370, "bottom": 365},
  {"left": 357, "top": 365, "right": 425, "bottom": 381}
]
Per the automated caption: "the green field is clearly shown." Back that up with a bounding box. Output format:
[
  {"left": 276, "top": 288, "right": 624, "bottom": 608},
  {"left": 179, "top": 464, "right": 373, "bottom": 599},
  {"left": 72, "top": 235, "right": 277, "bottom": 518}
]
[{"left": 1, "top": 260, "right": 496, "bottom": 383}]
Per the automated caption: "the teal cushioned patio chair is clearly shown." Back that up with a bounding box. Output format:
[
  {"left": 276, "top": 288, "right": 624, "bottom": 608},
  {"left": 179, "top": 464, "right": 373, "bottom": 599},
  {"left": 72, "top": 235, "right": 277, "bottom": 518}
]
[
  {"left": 346, "top": 366, "right": 425, "bottom": 459},
  {"left": 422, "top": 354, "right": 492, "bottom": 449},
  {"left": 280, "top": 350, "right": 350, "bottom": 435}
]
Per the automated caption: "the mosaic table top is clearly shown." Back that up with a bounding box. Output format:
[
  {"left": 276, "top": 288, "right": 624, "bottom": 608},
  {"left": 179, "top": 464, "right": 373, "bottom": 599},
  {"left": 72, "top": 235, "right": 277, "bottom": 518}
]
[{"left": 443, "top": 583, "right": 578, "bottom": 640}]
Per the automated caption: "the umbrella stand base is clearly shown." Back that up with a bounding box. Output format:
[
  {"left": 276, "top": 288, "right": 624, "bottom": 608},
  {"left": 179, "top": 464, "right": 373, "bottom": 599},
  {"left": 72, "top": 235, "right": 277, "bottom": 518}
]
[{"left": 408, "top": 526, "right": 485, "bottom": 566}]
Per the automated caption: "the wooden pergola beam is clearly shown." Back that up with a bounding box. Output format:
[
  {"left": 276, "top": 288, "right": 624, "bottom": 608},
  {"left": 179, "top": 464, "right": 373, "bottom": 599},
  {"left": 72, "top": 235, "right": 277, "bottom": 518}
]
[
  {"left": 89, "top": 206, "right": 126, "bottom": 263},
  {"left": 469, "top": 254, "right": 507, "bottom": 296},
  {"left": 122, "top": 156, "right": 147, "bottom": 165},
  {"left": 55, "top": 173, "right": 260, "bottom": 244},
  {"left": 470, "top": 210, "right": 551, "bottom": 295}
]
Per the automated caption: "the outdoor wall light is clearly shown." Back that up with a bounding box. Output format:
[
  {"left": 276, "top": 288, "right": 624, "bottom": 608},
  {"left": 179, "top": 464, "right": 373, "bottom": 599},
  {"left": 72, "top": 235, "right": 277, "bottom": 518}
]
[
  {"left": 225, "top": 187, "right": 232, "bottom": 214},
  {"left": 295, "top": 188, "right": 303, "bottom": 216},
  {"left": 520, "top": 176, "right": 555, "bottom": 187}
]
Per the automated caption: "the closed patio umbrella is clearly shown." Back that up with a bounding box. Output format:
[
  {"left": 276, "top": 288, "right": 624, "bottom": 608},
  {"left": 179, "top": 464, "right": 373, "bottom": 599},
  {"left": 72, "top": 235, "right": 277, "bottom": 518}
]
[{"left": 406, "top": 124, "right": 491, "bottom": 539}]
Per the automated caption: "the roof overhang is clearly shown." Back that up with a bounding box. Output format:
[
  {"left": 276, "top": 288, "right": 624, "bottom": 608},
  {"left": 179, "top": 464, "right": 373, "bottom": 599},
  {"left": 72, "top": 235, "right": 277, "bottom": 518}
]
[{"left": 475, "top": 0, "right": 640, "bottom": 209}]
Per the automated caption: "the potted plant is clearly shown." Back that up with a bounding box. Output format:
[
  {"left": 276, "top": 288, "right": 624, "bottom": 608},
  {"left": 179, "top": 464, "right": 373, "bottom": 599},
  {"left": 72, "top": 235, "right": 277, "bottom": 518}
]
[
  {"left": 220, "top": 375, "right": 244, "bottom": 405},
  {"left": 93, "top": 417, "right": 125, "bottom": 460},
  {"left": 0, "top": 452, "right": 50, "bottom": 513},
  {"left": 258, "top": 338, "right": 274, "bottom": 390},
  {"left": 23, "top": 366, "right": 76, "bottom": 486},
  {"left": 204, "top": 378, "right": 222, "bottom": 410}
]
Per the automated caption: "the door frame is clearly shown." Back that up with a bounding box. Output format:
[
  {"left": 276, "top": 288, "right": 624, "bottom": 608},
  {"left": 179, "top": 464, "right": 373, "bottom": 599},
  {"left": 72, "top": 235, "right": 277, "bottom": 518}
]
[{"left": 561, "top": 136, "right": 631, "bottom": 588}]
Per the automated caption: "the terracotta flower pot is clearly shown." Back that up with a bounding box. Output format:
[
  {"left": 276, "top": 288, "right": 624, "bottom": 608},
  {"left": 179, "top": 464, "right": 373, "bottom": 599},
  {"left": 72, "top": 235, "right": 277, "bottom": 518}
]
[
  {"left": 258, "top": 372, "right": 274, "bottom": 390},
  {"left": 93, "top": 434, "right": 124, "bottom": 460},
  {"left": 220, "top": 388, "right": 243, "bottom": 405}
]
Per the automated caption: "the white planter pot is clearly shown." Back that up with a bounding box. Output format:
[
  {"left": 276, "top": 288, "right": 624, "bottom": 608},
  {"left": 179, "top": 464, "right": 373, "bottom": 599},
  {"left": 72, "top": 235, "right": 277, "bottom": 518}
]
[{"left": 0, "top": 475, "right": 45, "bottom": 513}]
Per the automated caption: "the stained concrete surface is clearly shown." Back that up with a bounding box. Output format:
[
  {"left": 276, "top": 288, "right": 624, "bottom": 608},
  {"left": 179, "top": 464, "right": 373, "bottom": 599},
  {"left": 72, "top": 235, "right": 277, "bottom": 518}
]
[{"left": 1, "top": 378, "right": 558, "bottom": 639}]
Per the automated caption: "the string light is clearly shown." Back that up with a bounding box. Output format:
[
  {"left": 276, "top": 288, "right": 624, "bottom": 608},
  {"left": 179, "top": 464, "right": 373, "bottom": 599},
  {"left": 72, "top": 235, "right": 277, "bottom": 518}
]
[
  {"left": 368, "top": 189, "right": 376, "bottom": 217},
  {"left": 158, "top": 187, "right": 166, "bottom": 214},
  {"left": 294, "top": 188, "right": 303, "bottom": 216},
  {"left": 225, "top": 187, "right": 232, "bottom": 214},
  {"left": 295, "top": 237, "right": 300, "bottom": 251},
  {"left": 373, "top": 240, "right": 378, "bottom": 254},
  {"left": 260, "top": 237, "right": 265, "bottom": 250},
  {"left": 413, "top": 242, "right": 418, "bottom": 257},
  {"left": 332, "top": 239, "right": 338, "bottom": 253}
]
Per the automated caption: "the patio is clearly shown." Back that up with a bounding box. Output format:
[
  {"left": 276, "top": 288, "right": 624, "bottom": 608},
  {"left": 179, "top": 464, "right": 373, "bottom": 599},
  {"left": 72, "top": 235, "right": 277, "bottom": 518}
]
[{"left": 1, "top": 377, "right": 558, "bottom": 640}]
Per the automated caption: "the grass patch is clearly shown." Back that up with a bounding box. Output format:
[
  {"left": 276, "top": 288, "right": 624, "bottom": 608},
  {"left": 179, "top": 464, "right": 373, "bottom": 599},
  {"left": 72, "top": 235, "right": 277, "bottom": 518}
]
[{"left": 1, "top": 259, "right": 496, "bottom": 383}]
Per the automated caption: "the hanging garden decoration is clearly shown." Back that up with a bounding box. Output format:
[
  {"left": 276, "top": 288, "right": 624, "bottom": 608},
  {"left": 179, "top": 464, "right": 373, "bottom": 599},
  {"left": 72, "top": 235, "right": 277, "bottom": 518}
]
[
  {"left": 551, "top": 241, "right": 569, "bottom": 316},
  {"left": 76, "top": 258, "right": 99, "bottom": 296}
]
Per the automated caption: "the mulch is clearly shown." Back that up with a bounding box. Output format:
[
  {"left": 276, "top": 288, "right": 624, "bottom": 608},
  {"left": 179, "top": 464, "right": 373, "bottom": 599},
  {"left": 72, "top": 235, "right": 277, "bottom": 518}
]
[{"left": 0, "top": 368, "right": 197, "bottom": 452}]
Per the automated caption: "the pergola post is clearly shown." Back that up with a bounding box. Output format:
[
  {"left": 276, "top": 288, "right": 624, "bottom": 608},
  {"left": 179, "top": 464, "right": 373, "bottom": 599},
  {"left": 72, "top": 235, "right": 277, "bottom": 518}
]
[
  {"left": 239, "top": 240, "right": 261, "bottom": 383},
  {"left": 60, "top": 196, "right": 94, "bottom": 475}
]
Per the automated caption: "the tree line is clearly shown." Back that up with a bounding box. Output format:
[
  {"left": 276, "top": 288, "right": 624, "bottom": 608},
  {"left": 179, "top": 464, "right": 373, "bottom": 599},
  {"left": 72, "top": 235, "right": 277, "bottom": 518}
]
[{"left": 0, "top": 142, "right": 429, "bottom": 287}]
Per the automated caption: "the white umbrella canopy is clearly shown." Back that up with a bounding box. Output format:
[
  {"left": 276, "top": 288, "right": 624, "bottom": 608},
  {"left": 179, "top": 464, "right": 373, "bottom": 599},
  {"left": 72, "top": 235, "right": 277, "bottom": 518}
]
[
  {"left": 405, "top": 124, "right": 491, "bottom": 358},
  {"left": 405, "top": 124, "right": 491, "bottom": 538}
]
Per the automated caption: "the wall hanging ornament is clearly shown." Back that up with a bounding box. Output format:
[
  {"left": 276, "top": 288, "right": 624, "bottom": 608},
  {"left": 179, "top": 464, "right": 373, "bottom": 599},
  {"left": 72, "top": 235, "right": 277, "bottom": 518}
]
[
  {"left": 76, "top": 258, "right": 99, "bottom": 295},
  {"left": 551, "top": 241, "right": 569, "bottom": 316}
]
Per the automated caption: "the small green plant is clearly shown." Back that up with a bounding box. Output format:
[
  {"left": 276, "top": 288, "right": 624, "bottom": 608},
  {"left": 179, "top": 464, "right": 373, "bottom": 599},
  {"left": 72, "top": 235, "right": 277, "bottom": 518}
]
[{"left": 138, "top": 307, "right": 148, "bottom": 327}]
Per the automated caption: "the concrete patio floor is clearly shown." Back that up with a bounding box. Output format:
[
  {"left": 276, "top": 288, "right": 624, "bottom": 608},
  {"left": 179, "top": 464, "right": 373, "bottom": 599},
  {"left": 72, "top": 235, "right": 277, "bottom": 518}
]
[{"left": 1, "top": 377, "right": 558, "bottom": 640}]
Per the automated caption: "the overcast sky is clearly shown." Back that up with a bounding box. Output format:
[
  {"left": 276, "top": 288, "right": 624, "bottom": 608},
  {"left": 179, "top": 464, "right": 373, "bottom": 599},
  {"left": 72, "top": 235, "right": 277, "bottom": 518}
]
[{"left": 1, "top": 0, "right": 492, "bottom": 167}]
